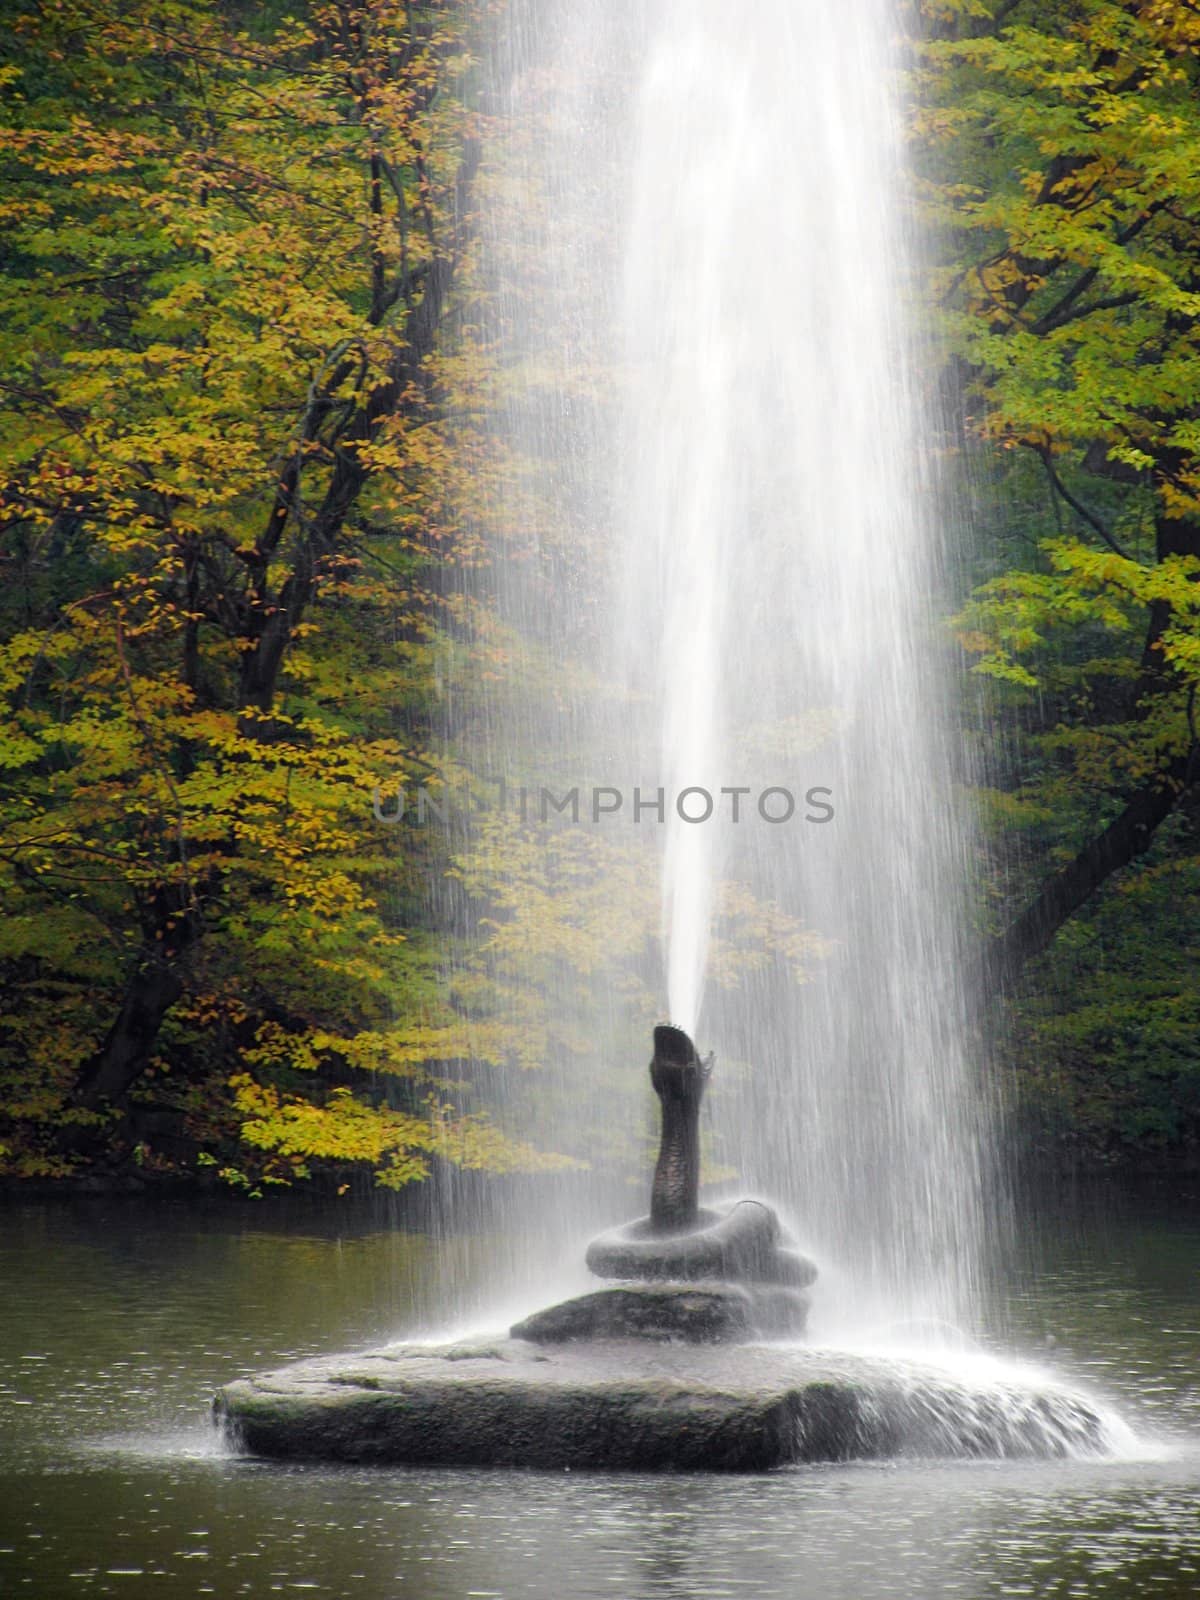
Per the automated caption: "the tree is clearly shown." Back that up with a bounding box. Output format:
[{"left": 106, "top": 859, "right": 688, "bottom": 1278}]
[
  {"left": 917, "top": 0, "right": 1200, "bottom": 982},
  {"left": 0, "top": 0, "right": 565, "bottom": 1188}
]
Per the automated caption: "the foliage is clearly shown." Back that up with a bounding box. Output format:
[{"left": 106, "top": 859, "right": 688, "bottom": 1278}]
[
  {"left": 8, "top": 0, "right": 1198, "bottom": 1184},
  {"left": 1007, "top": 828, "right": 1200, "bottom": 1161},
  {"left": 917, "top": 0, "right": 1200, "bottom": 1161},
  {"left": 0, "top": 0, "right": 579, "bottom": 1190}
]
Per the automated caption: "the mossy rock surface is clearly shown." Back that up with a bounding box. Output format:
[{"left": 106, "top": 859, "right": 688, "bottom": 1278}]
[
  {"left": 214, "top": 1340, "right": 1111, "bottom": 1472},
  {"left": 509, "top": 1281, "right": 810, "bottom": 1344}
]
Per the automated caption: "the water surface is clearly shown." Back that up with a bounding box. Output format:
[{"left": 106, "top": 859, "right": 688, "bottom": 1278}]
[{"left": 1, "top": 1189, "right": 1197, "bottom": 1599}]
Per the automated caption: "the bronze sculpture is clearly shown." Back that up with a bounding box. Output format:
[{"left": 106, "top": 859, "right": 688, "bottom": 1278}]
[{"left": 649, "top": 1023, "right": 714, "bottom": 1232}]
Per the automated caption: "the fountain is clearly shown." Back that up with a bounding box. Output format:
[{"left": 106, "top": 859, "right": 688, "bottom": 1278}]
[
  {"left": 212, "top": 0, "right": 1137, "bottom": 1474},
  {"left": 475, "top": 0, "right": 990, "bottom": 1339},
  {"left": 510, "top": 1025, "right": 815, "bottom": 1345},
  {"left": 214, "top": 1025, "right": 1115, "bottom": 1469}
]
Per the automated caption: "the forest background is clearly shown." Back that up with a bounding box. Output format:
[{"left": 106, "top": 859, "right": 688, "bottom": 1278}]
[{"left": 1, "top": 0, "right": 1198, "bottom": 1194}]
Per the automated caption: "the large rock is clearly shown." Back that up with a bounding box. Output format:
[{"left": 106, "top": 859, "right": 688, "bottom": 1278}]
[
  {"left": 510, "top": 1281, "right": 809, "bottom": 1344},
  {"left": 213, "top": 1339, "right": 1113, "bottom": 1472},
  {"left": 585, "top": 1199, "right": 817, "bottom": 1288}
]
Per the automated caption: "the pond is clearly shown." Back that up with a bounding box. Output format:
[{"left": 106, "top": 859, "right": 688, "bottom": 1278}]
[{"left": 1, "top": 1186, "right": 1197, "bottom": 1599}]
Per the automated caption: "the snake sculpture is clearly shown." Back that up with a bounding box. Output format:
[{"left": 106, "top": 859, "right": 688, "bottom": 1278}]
[{"left": 649, "top": 1023, "right": 714, "bottom": 1232}]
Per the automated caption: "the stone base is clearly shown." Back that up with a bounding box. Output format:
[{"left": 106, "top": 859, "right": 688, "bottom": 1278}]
[
  {"left": 585, "top": 1199, "right": 817, "bottom": 1288},
  {"left": 510, "top": 1281, "right": 809, "bottom": 1344},
  {"left": 214, "top": 1339, "right": 1112, "bottom": 1472}
]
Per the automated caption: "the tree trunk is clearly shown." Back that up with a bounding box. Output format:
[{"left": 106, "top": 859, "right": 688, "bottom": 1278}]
[
  {"left": 71, "top": 955, "right": 185, "bottom": 1112},
  {"left": 991, "top": 754, "right": 1191, "bottom": 986},
  {"left": 993, "top": 480, "right": 1200, "bottom": 985}
]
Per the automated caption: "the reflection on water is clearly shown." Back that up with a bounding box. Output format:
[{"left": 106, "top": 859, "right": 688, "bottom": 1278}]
[{"left": 0, "top": 1190, "right": 1197, "bottom": 1599}]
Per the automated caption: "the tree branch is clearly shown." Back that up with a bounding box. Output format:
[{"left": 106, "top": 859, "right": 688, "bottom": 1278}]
[
  {"left": 1033, "top": 291, "right": 1138, "bottom": 337},
  {"left": 992, "top": 751, "right": 1193, "bottom": 986},
  {"left": 1035, "top": 445, "right": 1137, "bottom": 561}
]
